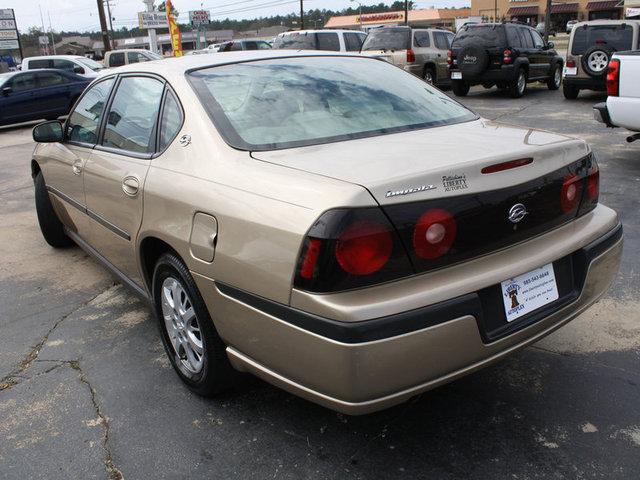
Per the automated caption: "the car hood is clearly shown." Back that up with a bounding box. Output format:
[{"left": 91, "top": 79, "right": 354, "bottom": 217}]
[{"left": 250, "top": 118, "right": 590, "bottom": 205}]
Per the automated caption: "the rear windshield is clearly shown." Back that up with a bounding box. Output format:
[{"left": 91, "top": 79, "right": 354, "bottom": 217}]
[
  {"left": 571, "top": 24, "right": 633, "bottom": 55},
  {"left": 188, "top": 56, "right": 476, "bottom": 151},
  {"left": 453, "top": 24, "right": 505, "bottom": 49},
  {"left": 361, "top": 28, "right": 411, "bottom": 51}
]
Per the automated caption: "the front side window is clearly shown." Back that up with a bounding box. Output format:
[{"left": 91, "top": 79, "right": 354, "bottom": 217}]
[
  {"left": 102, "top": 76, "right": 164, "bottom": 154},
  {"left": 159, "top": 90, "right": 183, "bottom": 150},
  {"left": 571, "top": 25, "right": 633, "bottom": 55},
  {"left": 67, "top": 78, "right": 115, "bottom": 144},
  {"left": 257, "top": 41, "right": 272, "bottom": 50},
  {"left": 189, "top": 56, "right": 477, "bottom": 151},
  {"left": 9, "top": 73, "right": 37, "bottom": 92},
  {"left": 37, "top": 71, "right": 69, "bottom": 87},
  {"left": 229, "top": 42, "right": 243, "bottom": 51},
  {"left": 316, "top": 33, "right": 340, "bottom": 51},
  {"left": 109, "top": 52, "right": 125, "bottom": 67}
]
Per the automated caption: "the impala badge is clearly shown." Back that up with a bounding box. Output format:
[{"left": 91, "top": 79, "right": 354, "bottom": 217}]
[{"left": 508, "top": 203, "right": 528, "bottom": 224}]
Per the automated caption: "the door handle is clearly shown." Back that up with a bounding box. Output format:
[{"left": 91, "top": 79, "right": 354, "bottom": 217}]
[
  {"left": 122, "top": 176, "right": 140, "bottom": 197},
  {"left": 72, "top": 161, "right": 83, "bottom": 175}
]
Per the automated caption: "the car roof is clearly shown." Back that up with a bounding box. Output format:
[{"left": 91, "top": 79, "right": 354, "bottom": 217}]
[
  {"left": 574, "top": 19, "right": 640, "bottom": 27},
  {"left": 279, "top": 29, "right": 359, "bottom": 35},
  {"left": 23, "top": 55, "right": 84, "bottom": 61}
]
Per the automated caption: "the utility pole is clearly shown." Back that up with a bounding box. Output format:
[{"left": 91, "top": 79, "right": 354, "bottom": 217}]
[
  {"left": 105, "top": 1, "right": 115, "bottom": 44},
  {"left": 404, "top": 0, "right": 409, "bottom": 25},
  {"left": 299, "top": 0, "right": 304, "bottom": 30},
  {"left": 96, "top": 0, "right": 111, "bottom": 52},
  {"left": 143, "top": 0, "right": 158, "bottom": 54},
  {"left": 494, "top": 0, "right": 497, "bottom": 22},
  {"left": 39, "top": 5, "right": 48, "bottom": 54},
  {"left": 543, "top": 0, "right": 552, "bottom": 42},
  {"left": 48, "top": 10, "right": 56, "bottom": 54}
]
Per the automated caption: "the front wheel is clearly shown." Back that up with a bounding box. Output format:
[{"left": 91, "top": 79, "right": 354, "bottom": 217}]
[
  {"left": 152, "top": 252, "right": 235, "bottom": 397},
  {"left": 423, "top": 66, "right": 436, "bottom": 85},
  {"left": 547, "top": 64, "right": 562, "bottom": 90},
  {"left": 451, "top": 80, "right": 470, "bottom": 97},
  {"left": 563, "top": 83, "right": 580, "bottom": 100},
  {"left": 509, "top": 69, "right": 527, "bottom": 98}
]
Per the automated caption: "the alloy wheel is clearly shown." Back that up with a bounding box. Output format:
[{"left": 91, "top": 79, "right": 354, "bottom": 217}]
[
  {"left": 424, "top": 70, "right": 434, "bottom": 85},
  {"left": 554, "top": 67, "right": 561, "bottom": 87},
  {"left": 588, "top": 52, "right": 608, "bottom": 73},
  {"left": 518, "top": 72, "right": 526, "bottom": 94}
]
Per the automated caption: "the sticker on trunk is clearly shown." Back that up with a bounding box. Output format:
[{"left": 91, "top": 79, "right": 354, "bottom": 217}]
[
  {"left": 442, "top": 174, "right": 468, "bottom": 192},
  {"left": 501, "top": 264, "right": 559, "bottom": 323}
]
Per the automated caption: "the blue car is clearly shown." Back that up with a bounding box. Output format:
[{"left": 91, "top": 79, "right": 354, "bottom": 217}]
[{"left": 0, "top": 69, "right": 91, "bottom": 126}]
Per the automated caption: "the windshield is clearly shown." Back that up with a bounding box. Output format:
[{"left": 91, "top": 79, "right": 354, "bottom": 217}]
[
  {"left": 273, "top": 33, "right": 317, "bottom": 49},
  {"left": 361, "top": 28, "right": 411, "bottom": 51},
  {"left": 571, "top": 24, "right": 633, "bottom": 55},
  {"left": 188, "top": 56, "right": 477, "bottom": 151},
  {"left": 76, "top": 57, "right": 105, "bottom": 71},
  {"left": 453, "top": 24, "right": 505, "bottom": 49},
  {"left": 146, "top": 51, "right": 163, "bottom": 60}
]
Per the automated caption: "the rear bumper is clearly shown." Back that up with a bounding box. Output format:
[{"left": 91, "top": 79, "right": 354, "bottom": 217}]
[
  {"left": 564, "top": 76, "right": 606, "bottom": 90},
  {"left": 194, "top": 206, "right": 622, "bottom": 415},
  {"left": 450, "top": 65, "right": 516, "bottom": 84}
]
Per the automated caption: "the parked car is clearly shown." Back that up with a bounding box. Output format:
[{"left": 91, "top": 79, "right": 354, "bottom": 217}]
[
  {"left": 273, "top": 29, "right": 367, "bottom": 52},
  {"left": 360, "top": 26, "right": 454, "bottom": 87},
  {"left": 217, "top": 39, "right": 272, "bottom": 52},
  {"left": 449, "top": 22, "right": 563, "bottom": 98},
  {"left": 536, "top": 21, "right": 557, "bottom": 37},
  {"left": 566, "top": 19, "right": 579, "bottom": 34},
  {"left": 563, "top": 20, "right": 640, "bottom": 99},
  {"left": 104, "top": 49, "right": 163, "bottom": 67},
  {"left": 31, "top": 51, "right": 621, "bottom": 415},
  {"left": 0, "top": 69, "right": 89, "bottom": 126},
  {"left": 21, "top": 55, "right": 105, "bottom": 79},
  {"left": 593, "top": 51, "right": 640, "bottom": 142}
]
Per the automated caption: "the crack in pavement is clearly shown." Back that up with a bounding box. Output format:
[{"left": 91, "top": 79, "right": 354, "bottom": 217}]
[{"left": 488, "top": 102, "right": 536, "bottom": 122}]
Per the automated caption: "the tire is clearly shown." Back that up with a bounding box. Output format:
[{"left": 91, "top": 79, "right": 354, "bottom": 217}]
[
  {"left": 423, "top": 66, "right": 436, "bottom": 85},
  {"left": 152, "top": 252, "right": 235, "bottom": 397},
  {"left": 451, "top": 80, "right": 470, "bottom": 97},
  {"left": 34, "top": 171, "right": 74, "bottom": 248},
  {"left": 581, "top": 46, "right": 614, "bottom": 78},
  {"left": 547, "top": 64, "right": 562, "bottom": 90},
  {"left": 563, "top": 83, "right": 580, "bottom": 100},
  {"left": 509, "top": 68, "right": 527, "bottom": 98}
]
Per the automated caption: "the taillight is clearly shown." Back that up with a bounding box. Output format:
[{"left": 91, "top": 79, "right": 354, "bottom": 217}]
[
  {"left": 578, "top": 156, "right": 599, "bottom": 216},
  {"left": 413, "top": 209, "right": 457, "bottom": 260},
  {"left": 447, "top": 49, "right": 453, "bottom": 65},
  {"left": 503, "top": 49, "right": 513, "bottom": 64},
  {"left": 299, "top": 238, "right": 321, "bottom": 279},
  {"left": 566, "top": 59, "right": 576, "bottom": 68},
  {"left": 407, "top": 49, "right": 416, "bottom": 63},
  {"left": 335, "top": 220, "right": 392, "bottom": 275},
  {"left": 607, "top": 59, "right": 620, "bottom": 97},
  {"left": 561, "top": 174, "right": 583, "bottom": 213}
]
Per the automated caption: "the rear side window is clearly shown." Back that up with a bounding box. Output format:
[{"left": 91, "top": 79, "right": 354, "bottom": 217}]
[
  {"left": 362, "top": 27, "right": 411, "bottom": 51},
  {"left": 518, "top": 28, "right": 534, "bottom": 48},
  {"left": 102, "top": 76, "right": 164, "bottom": 154},
  {"left": 506, "top": 25, "right": 522, "bottom": 48},
  {"left": 433, "top": 31, "right": 451, "bottom": 50},
  {"left": 344, "top": 32, "right": 364, "bottom": 51},
  {"left": 316, "top": 33, "right": 340, "bottom": 51},
  {"left": 109, "top": 52, "right": 125, "bottom": 67},
  {"left": 159, "top": 90, "right": 183, "bottom": 150},
  {"left": 67, "top": 78, "right": 115, "bottom": 144},
  {"left": 414, "top": 31, "right": 431, "bottom": 47},
  {"left": 453, "top": 25, "right": 505, "bottom": 49},
  {"left": 29, "top": 59, "right": 52, "bottom": 69},
  {"left": 571, "top": 25, "right": 633, "bottom": 55}
]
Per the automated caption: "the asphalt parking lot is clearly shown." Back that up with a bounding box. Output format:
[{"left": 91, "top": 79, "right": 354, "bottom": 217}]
[{"left": 1, "top": 84, "right": 639, "bottom": 480}]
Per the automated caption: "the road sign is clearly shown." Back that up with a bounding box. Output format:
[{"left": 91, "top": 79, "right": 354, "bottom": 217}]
[
  {"left": 0, "top": 29, "right": 17, "bottom": 39},
  {"left": 189, "top": 10, "right": 210, "bottom": 26},
  {"left": 0, "top": 19, "right": 16, "bottom": 29},
  {"left": 38, "top": 35, "right": 50, "bottom": 45},
  {"left": 0, "top": 39, "right": 18, "bottom": 49},
  {"left": 0, "top": 8, "right": 14, "bottom": 20},
  {"left": 138, "top": 11, "right": 167, "bottom": 29}
]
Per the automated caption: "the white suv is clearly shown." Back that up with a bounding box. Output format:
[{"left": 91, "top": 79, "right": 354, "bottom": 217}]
[
  {"left": 21, "top": 55, "right": 105, "bottom": 79},
  {"left": 273, "top": 30, "right": 367, "bottom": 52}
]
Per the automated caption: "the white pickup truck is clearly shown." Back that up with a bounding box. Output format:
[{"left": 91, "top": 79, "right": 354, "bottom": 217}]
[{"left": 594, "top": 51, "right": 640, "bottom": 143}]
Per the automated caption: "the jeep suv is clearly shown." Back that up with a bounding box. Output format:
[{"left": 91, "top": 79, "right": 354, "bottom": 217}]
[
  {"left": 563, "top": 20, "right": 640, "bottom": 99},
  {"left": 448, "top": 23, "right": 563, "bottom": 98},
  {"left": 361, "top": 26, "right": 454, "bottom": 87}
]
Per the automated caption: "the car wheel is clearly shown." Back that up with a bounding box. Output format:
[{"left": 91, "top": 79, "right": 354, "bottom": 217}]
[
  {"left": 581, "top": 46, "right": 613, "bottom": 78},
  {"left": 423, "top": 66, "right": 436, "bottom": 85},
  {"left": 547, "top": 64, "right": 562, "bottom": 90},
  {"left": 509, "top": 69, "right": 527, "bottom": 98},
  {"left": 34, "top": 171, "right": 74, "bottom": 248},
  {"left": 451, "top": 80, "right": 470, "bottom": 97},
  {"left": 152, "top": 252, "right": 235, "bottom": 397},
  {"left": 563, "top": 83, "right": 580, "bottom": 100}
]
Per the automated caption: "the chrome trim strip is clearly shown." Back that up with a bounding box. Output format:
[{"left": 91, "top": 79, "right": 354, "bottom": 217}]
[{"left": 46, "top": 185, "right": 86, "bottom": 214}]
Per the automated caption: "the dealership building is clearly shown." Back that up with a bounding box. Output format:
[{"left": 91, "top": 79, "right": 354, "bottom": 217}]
[{"left": 324, "top": 8, "right": 473, "bottom": 31}]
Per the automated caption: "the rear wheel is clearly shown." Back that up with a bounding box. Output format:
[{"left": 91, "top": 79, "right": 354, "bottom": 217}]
[
  {"left": 423, "top": 66, "right": 436, "bottom": 85},
  {"left": 152, "top": 252, "right": 235, "bottom": 397},
  {"left": 563, "top": 83, "right": 580, "bottom": 100},
  {"left": 509, "top": 68, "right": 527, "bottom": 98},
  {"left": 34, "top": 171, "right": 73, "bottom": 248},
  {"left": 451, "top": 80, "right": 470, "bottom": 97},
  {"left": 547, "top": 64, "right": 562, "bottom": 90}
]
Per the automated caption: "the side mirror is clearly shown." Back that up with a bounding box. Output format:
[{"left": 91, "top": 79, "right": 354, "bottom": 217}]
[
  {"left": 73, "top": 65, "right": 85, "bottom": 74},
  {"left": 547, "top": 42, "right": 555, "bottom": 49},
  {"left": 2, "top": 86, "right": 11, "bottom": 96},
  {"left": 33, "top": 120, "right": 64, "bottom": 143}
]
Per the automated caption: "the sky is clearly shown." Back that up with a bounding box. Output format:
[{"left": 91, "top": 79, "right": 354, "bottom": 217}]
[{"left": 10, "top": 0, "right": 469, "bottom": 33}]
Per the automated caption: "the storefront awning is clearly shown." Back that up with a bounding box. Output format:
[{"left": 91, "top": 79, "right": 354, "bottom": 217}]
[
  {"left": 549, "top": 3, "right": 579, "bottom": 13},
  {"left": 507, "top": 6, "right": 539, "bottom": 16},
  {"left": 586, "top": 0, "right": 621, "bottom": 10}
]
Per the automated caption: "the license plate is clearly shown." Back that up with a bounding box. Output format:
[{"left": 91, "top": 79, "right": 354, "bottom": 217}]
[
  {"left": 500, "top": 264, "right": 559, "bottom": 323},
  {"left": 564, "top": 67, "right": 577, "bottom": 76},
  {"left": 451, "top": 71, "right": 462, "bottom": 79}
]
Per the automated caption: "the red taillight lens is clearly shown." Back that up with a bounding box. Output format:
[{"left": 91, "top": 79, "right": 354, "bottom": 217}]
[
  {"left": 335, "top": 220, "right": 393, "bottom": 276},
  {"left": 413, "top": 209, "right": 457, "bottom": 260},
  {"left": 407, "top": 49, "right": 416, "bottom": 63},
  {"left": 566, "top": 59, "right": 576, "bottom": 68},
  {"left": 587, "top": 163, "right": 599, "bottom": 200},
  {"left": 607, "top": 58, "right": 620, "bottom": 97},
  {"left": 503, "top": 49, "right": 512, "bottom": 64},
  {"left": 561, "top": 174, "right": 583, "bottom": 213},
  {"left": 447, "top": 49, "right": 452, "bottom": 65},
  {"left": 299, "top": 238, "right": 322, "bottom": 280}
]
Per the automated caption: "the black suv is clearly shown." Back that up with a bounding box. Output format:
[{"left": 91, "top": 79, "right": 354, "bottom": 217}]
[{"left": 448, "top": 23, "right": 564, "bottom": 98}]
